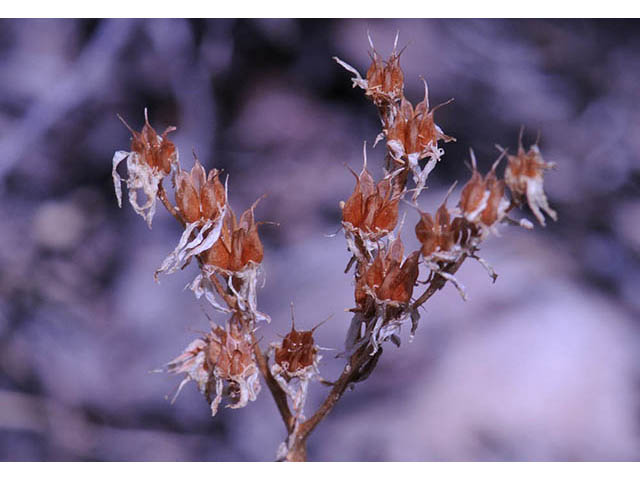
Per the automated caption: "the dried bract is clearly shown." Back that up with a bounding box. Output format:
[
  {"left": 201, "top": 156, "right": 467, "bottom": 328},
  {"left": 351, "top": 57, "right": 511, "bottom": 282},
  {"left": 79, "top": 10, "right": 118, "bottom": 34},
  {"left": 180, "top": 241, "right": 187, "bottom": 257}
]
[{"left": 112, "top": 109, "right": 178, "bottom": 228}]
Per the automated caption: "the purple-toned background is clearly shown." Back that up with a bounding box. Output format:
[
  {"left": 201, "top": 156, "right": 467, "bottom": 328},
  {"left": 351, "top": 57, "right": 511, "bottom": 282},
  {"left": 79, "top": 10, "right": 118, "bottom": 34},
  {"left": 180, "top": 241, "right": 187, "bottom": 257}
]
[{"left": 1, "top": 19, "right": 639, "bottom": 461}]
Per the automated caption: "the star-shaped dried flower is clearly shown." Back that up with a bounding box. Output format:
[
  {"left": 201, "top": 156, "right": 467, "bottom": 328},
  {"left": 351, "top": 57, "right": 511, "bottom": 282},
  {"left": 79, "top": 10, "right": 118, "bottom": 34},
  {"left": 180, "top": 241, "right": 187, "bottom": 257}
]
[{"left": 112, "top": 109, "right": 178, "bottom": 228}]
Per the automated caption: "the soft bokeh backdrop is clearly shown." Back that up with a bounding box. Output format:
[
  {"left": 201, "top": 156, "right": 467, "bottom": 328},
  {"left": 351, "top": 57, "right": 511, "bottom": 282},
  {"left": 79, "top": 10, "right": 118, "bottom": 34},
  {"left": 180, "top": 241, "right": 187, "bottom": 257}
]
[{"left": 1, "top": 18, "right": 639, "bottom": 461}]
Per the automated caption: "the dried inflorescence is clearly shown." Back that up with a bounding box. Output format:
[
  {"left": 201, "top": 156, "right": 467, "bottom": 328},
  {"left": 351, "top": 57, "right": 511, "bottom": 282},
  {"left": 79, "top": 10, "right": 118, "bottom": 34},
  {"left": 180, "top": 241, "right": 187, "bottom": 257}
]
[
  {"left": 364, "top": 45, "right": 404, "bottom": 106},
  {"left": 155, "top": 160, "right": 228, "bottom": 279},
  {"left": 188, "top": 199, "right": 269, "bottom": 323},
  {"left": 355, "top": 237, "right": 419, "bottom": 309},
  {"left": 386, "top": 84, "right": 455, "bottom": 164},
  {"left": 342, "top": 158, "right": 400, "bottom": 243},
  {"left": 167, "top": 319, "right": 261, "bottom": 416},
  {"left": 112, "top": 109, "right": 178, "bottom": 228},
  {"left": 204, "top": 200, "right": 264, "bottom": 274},
  {"left": 346, "top": 237, "right": 420, "bottom": 354},
  {"left": 505, "top": 138, "right": 557, "bottom": 227},
  {"left": 111, "top": 35, "right": 560, "bottom": 462},
  {"left": 416, "top": 198, "right": 461, "bottom": 259},
  {"left": 274, "top": 325, "right": 318, "bottom": 378},
  {"left": 334, "top": 33, "right": 404, "bottom": 109},
  {"left": 458, "top": 151, "right": 510, "bottom": 235},
  {"left": 175, "top": 161, "right": 226, "bottom": 224},
  {"left": 270, "top": 313, "right": 324, "bottom": 461},
  {"left": 335, "top": 39, "right": 455, "bottom": 201}
]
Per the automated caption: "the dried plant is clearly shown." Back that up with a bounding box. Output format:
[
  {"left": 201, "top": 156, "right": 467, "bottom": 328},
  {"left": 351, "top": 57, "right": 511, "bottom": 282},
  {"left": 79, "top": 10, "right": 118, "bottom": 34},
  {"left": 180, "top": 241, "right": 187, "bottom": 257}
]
[{"left": 110, "top": 33, "right": 557, "bottom": 462}]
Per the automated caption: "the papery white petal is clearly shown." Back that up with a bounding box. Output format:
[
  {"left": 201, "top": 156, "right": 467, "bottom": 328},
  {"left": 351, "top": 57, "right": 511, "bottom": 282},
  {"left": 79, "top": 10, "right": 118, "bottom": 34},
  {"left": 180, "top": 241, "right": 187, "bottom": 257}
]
[
  {"left": 333, "top": 56, "right": 368, "bottom": 90},
  {"left": 187, "top": 271, "right": 231, "bottom": 313},
  {"left": 525, "top": 176, "right": 557, "bottom": 227},
  {"left": 155, "top": 210, "right": 226, "bottom": 280},
  {"left": 111, "top": 150, "right": 129, "bottom": 208},
  {"left": 210, "top": 377, "right": 224, "bottom": 417}
]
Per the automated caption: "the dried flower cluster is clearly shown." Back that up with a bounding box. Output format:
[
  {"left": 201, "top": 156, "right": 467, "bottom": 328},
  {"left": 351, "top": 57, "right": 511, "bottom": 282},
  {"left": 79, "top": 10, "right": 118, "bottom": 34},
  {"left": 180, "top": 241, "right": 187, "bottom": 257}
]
[
  {"left": 335, "top": 36, "right": 556, "bottom": 359},
  {"left": 111, "top": 34, "right": 557, "bottom": 462},
  {"left": 166, "top": 318, "right": 260, "bottom": 416},
  {"left": 112, "top": 109, "right": 178, "bottom": 228}
]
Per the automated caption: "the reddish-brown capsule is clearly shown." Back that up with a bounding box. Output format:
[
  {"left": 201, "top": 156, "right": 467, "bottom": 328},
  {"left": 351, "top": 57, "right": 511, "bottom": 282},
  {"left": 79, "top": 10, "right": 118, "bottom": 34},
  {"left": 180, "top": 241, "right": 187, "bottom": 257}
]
[
  {"left": 415, "top": 200, "right": 457, "bottom": 258},
  {"left": 355, "top": 237, "right": 419, "bottom": 307},
  {"left": 480, "top": 170, "right": 507, "bottom": 227},
  {"left": 504, "top": 132, "right": 557, "bottom": 226},
  {"left": 365, "top": 48, "right": 404, "bottom": 105},
  {"left": 119, "top": 110, "right": 177, "bottom": 174},
  {"left": 205, "top": 320, "right": 254, "bottom": 380},
  {"left": 387, "top": 81, "right": 455, "bottom": 160},
  {"left": 342, "top": 164, "right": 400, "bottom": 240},
  {"left": 274, "top": 320, "right": 318, "bottom": 375},
  {"left": 204, "top": 200, "right": 264, "bottom": 273},
  {"left": 175, "top": 161, "right": 226, "bottom": 224}
]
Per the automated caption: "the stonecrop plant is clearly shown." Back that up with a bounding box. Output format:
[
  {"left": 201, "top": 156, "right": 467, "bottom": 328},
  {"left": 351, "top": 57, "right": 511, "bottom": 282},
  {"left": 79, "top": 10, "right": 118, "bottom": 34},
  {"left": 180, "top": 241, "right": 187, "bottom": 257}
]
[{"left": 111, "top": 34, "right": 557, "bottom": 462}]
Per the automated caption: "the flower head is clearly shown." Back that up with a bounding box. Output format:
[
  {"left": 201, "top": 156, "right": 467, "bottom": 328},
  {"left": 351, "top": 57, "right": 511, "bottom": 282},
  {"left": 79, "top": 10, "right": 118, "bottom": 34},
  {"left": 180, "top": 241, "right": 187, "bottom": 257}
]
[
  {"left": 175, "top": 160, "right": 226, "bottom": 225},
  {"left": 167, "top": 319, "right": 260, "bottom": 416},
  {"left": 415, "top": 200, "right": 457, "bottom": 258},
  {"left": 387, "top": 82, "right": 454, "bottom": 163},
  {"left": 459, "top": 150, "right": 509, "bottom": 230},
  {"left": 274, "top": 322, "right": 319, "bottom": 377},
  {"left": 204, "top": 199, "right": 264, "bottom": 273},
  {"left": 342, "top": 158, "right": 400, "bottom": 242},
  {"left": 333, "top": 33, "right": 405, "bottom": 107},
  {"left": 365, "top": 44, "right": 404, "bottom": 106},
  {"left": 355, "top": 237, "right": 419, "bottom": 309},
  {"left": 155, "top": 158, "right": 228, "bottom": 280},
  {"left": 505, "top": 134, "right": 557, "bottom": 226},
  {"left": 111, "top": 109, "right": 178, "bottom": 228}
]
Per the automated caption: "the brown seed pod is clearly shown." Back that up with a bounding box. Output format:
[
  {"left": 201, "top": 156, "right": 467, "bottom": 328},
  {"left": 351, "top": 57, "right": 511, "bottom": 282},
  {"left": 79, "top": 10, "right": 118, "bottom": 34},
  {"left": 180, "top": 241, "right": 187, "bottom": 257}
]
[
  {"left": 356, "top": 237, "right": 419, "bottom": 307},
  {"left": 504, "top": 130, "right": 557, "bottom": 226},
  {"left": 175, "top": 159, "right": 226, "bottom": 224},
  {"left": 119, "top": 109, "right": 177, "bottom": 174},
  {"left": 342, "top": 151, "right": 400, "bottom": 240},
  {"left": 365, "top": 45, "right": 405, "bottom": 106},
  {"left": 387, "top": 80, "right": 455, "bottom": 161},
  {"left": 204, "top": 198, "right": 264, "bottom": 273},
  {"left": 415, "top": 194, "right": 458, "bottom": 258}
]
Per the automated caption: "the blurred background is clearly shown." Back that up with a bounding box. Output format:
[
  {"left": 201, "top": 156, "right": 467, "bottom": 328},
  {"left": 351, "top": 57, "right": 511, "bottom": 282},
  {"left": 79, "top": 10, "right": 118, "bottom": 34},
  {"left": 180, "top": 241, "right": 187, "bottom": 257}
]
[{"left": 0, "top": 18, "right": 639, "bottom": 461}]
